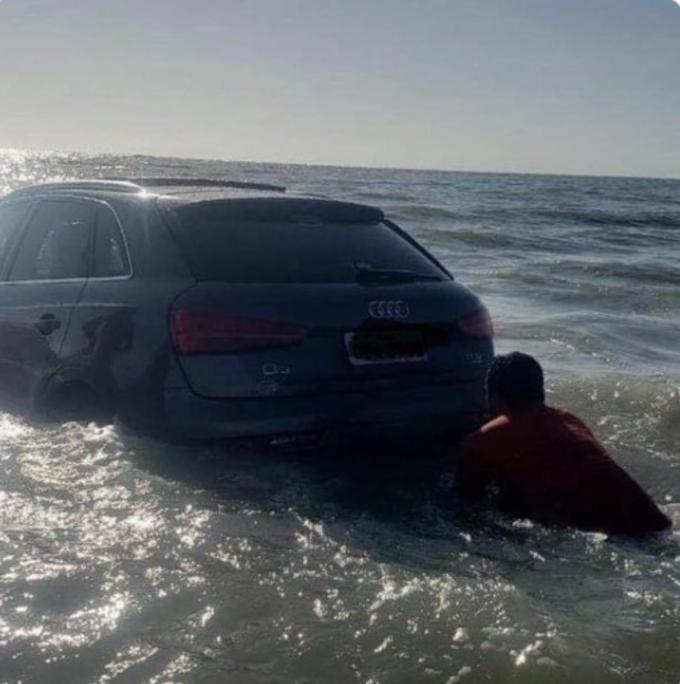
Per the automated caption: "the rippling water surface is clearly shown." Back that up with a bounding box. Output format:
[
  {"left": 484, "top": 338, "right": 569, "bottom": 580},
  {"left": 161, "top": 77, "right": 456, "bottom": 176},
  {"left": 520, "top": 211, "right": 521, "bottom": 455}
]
[{"left": 1, "top": 150, "right": 679, "bottom": 683}]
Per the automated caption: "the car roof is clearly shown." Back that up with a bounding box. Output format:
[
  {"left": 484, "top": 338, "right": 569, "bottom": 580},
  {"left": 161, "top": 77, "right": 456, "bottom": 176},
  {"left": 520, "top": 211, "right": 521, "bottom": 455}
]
[
  {"left": 1, "top": 180, "right": 144, "bottom": 202},
  {"left": 1, "top": 178, "right": 284, "bottom": 200},
  {"left": 1, "top": 178, "right": 385, "bottom": 224}
]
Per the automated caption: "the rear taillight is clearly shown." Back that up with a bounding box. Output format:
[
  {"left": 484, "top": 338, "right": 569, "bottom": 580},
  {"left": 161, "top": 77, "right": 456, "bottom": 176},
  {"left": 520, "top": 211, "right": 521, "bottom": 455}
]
[
  {"left": 458, "top": 307, "right": 494, "bottom": 338},
  {"left": 171, "top": 310, "right": 308, "bottom": 354}
]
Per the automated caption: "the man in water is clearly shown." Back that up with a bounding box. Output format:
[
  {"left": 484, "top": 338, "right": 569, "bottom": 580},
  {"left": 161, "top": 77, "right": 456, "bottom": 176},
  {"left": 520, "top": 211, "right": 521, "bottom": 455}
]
[{"left": 455, "top": 352, "right": 671, "bottom": 535}]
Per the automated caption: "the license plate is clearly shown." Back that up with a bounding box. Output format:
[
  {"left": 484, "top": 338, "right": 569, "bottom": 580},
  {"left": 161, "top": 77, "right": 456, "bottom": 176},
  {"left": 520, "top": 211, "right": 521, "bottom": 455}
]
[{"left": 345, "top": 330, "right": 428, "bottom": 365}]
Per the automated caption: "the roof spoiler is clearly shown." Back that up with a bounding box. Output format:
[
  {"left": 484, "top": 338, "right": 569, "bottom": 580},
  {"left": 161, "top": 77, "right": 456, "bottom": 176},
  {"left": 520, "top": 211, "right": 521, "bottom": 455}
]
[
  {"left": 105, "top": 177, "right": 286, "bottom": 193},
  {"left": 176, "top": 197, "right": 384, "bottom": 225}
]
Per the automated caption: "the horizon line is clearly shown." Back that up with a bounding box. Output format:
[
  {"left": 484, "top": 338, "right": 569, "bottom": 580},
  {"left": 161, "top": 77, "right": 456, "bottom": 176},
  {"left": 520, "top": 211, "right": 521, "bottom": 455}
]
[{"left": 1, "top": 144, "right": 679, "bottom": 184}]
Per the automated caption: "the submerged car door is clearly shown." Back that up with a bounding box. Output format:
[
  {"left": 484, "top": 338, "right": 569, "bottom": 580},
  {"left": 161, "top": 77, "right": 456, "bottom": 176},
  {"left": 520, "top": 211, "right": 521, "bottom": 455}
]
[{"left": 0, "top": 197, "right": 92, "bottom": 407}]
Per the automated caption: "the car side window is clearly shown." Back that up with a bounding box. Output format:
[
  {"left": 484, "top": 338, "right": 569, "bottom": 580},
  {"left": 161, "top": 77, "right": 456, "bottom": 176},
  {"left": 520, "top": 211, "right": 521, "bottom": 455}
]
[
  {"left": 9, "top": 200, "right": 92, "bottom": 281},
  {"left": 0, "top": 202, "right": 30, "bottom": 274},
  {"left": 92, "top": 206, "right": 130, "bottom": 277}
]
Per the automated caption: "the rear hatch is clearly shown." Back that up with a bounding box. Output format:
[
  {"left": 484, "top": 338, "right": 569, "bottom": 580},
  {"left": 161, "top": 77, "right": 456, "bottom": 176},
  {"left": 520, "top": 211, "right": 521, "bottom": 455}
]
[{"left": 163, "top": 197, "right": 493, "bottom": 399}]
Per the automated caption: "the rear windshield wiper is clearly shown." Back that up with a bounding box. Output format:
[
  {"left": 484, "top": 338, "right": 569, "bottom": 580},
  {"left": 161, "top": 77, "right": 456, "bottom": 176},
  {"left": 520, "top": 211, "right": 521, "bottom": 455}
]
[{"left": 354, "top": 263, "right": 442, "bottom": 284}]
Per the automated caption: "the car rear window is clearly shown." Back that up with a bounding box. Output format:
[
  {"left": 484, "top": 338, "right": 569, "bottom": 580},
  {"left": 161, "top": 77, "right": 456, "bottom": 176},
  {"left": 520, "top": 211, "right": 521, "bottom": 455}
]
[{"left": 164, "top": 202, "right": 445, "bottom": 284}]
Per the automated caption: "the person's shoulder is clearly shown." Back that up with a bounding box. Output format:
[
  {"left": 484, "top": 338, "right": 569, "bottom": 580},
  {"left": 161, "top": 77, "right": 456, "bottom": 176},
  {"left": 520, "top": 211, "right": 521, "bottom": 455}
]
[{"left": 550, "top": 406, "right": 596, "bottom": 437}]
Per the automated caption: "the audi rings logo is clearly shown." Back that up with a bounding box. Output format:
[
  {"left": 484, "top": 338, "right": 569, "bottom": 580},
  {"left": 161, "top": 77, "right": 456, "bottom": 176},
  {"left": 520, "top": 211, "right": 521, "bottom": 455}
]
[{"left": 368, "top": 300, "right": 410, "bottom": 320}]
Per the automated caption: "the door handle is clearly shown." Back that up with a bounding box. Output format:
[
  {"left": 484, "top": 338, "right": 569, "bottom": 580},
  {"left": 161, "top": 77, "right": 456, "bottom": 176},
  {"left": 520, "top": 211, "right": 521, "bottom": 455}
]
[{"left": 34, "top": 314, "right": 62, "bottom": 335}]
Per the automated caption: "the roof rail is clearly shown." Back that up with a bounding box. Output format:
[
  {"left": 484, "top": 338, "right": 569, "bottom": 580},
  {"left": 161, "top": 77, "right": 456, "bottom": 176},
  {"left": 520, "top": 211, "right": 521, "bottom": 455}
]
[
  {"left": 105, "top": 177, "right": 286, "bottom": 193},
  {"left": 5, "top": 180, "right": 142, "bottom": 198}
]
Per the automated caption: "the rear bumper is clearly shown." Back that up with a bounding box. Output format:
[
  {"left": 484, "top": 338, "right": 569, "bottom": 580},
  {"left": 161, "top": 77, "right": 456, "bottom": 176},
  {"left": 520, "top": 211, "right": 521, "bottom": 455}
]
[{"left": 161, "top": 380, "right": 486, "bottom": 442}]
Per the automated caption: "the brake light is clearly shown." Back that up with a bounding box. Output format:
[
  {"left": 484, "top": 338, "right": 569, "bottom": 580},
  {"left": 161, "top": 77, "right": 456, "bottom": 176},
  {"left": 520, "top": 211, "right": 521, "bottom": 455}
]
[
  {"left": 171, "top": 310, "right": 308, "bottom": 354},
  {"left": 458, "top": 308, "right": 494, "bottom": 337}
]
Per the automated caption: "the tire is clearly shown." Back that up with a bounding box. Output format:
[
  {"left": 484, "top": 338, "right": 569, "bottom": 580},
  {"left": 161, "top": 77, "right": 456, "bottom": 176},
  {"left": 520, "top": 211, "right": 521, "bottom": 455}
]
[{"left": 39, "top": 381, "right": 113, "bottom": 426}]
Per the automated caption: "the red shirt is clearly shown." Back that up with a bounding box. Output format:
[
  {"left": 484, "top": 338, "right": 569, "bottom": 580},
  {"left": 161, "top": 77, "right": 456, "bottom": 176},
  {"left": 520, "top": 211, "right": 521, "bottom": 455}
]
[{"left": 456, "top": 405, "right": 671, "bottom": 535}]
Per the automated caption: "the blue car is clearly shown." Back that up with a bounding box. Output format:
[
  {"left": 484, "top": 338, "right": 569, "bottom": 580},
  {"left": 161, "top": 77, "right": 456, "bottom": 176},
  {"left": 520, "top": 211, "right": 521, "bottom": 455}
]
[{"left": 0, "top": 179, "right": 494, "bottom": 444}]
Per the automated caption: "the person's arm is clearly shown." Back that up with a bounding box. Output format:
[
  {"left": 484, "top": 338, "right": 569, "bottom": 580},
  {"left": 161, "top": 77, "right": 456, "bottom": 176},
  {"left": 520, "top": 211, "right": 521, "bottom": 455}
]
[
  {"left": 454, "top": 437, "right": 494, "bottom": 498},
  {"left": 569, "top": 429, "right": 672, "bottom": 535},
  {"left": 606, "top": 463, "right": 672, "bottom": 535}
]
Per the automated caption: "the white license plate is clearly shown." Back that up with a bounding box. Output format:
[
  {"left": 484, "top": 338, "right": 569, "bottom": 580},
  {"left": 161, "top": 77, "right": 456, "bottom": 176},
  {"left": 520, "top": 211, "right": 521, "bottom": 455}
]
[{"left": 345, "top": 330, "right": 428, "bottom": 366}]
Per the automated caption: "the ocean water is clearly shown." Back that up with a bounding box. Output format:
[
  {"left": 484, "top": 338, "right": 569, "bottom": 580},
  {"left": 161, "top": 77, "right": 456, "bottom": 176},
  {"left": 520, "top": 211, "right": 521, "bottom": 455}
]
[{"left": 0, "top": 149, "right": 679, "bottom": 683}]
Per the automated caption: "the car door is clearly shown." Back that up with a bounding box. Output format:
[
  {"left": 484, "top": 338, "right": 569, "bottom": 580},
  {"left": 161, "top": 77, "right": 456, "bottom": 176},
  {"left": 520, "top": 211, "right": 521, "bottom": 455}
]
[
  {"left": 0, "top": 200, "right": 35, "bottom": 406},
  {"left": 0, "top": 197, "right": 93, "bottom": 408}
]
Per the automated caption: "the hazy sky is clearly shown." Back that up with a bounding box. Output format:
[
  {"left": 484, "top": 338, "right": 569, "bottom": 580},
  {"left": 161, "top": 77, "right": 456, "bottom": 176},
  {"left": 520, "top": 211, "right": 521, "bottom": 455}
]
[{"left": 1, "top": 0, "right": 679, "bottom": 177}]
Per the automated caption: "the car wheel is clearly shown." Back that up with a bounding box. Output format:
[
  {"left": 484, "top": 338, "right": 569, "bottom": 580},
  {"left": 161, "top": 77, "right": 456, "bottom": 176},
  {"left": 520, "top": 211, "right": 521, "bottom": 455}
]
[{"left": 39, "top": 381, "right": 113, "bottom": 426}]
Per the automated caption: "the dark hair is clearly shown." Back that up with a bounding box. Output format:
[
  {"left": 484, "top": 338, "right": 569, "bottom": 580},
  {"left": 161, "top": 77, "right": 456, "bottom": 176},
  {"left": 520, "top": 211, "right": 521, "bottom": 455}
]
[{"left": 486, "top": 352, "right": 545, "bottom": 409}]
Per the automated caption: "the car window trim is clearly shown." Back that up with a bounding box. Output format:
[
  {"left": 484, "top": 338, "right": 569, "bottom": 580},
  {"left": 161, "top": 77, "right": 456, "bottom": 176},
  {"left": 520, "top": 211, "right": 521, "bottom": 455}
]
[
  {"left": 4, "top": 197, "right": 95, "bottom": 284},
  {"left": 90, "top": 199, "right": 134, "bottom": 281},
  {"left": 0, "top": 199, "right": 37, "bottom": 281},
  {"left": 381, "top": 219, "right": 453, "bottom": 280},
  {"left": 1, "top": 195, "right": 134, "bottom": 284}
]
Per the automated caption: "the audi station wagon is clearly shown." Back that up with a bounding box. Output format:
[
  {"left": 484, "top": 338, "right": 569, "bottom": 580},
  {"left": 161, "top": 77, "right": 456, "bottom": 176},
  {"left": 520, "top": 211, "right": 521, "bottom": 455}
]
[{"left": 0, "top": 179, "right": 494, "bottom": 445}]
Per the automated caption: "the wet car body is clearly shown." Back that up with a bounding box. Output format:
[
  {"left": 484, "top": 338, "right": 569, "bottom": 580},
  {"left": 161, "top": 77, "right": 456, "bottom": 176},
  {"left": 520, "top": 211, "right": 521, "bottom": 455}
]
[{"left": 0, "top": 180, "right": 494, "bottom": 444}]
